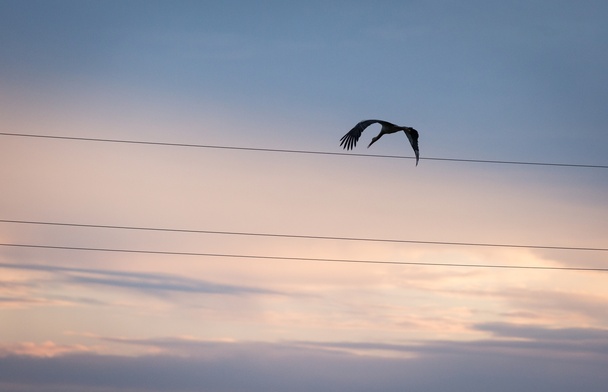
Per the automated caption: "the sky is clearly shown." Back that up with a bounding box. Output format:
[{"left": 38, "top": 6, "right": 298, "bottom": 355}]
[{"left": 1, "top": 0, "right": 607, "bottom": 391}]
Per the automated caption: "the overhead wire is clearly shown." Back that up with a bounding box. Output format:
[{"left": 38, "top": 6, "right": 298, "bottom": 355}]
[
  {"left": 1, "top": 132, "right": 607, "bottom": 169},
  {"left": 1, "top": 219, "right": 606, "bottom": 252},
  {"left": 1, "top": 133, "right": 606, "bottom": 272},
  {"left": 0, "top": 242, "right": 606, "bottom": 272}
]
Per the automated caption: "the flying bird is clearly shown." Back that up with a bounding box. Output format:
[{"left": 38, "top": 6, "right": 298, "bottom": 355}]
[{"left": 340, "top": 119, "right": 420, "bottom": 165}]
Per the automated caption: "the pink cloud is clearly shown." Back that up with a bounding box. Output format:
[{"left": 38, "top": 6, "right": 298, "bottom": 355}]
[{"left": 0, "top": 341, "right": 95, "bottom": 358}]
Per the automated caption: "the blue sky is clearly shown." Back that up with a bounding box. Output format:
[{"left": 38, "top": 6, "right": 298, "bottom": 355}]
[
  {"left": 4, "top": 0, "right": 608, "bottom": 159},
  {"left": 1, "top": 1, "right": 608, "bottom": 391}
]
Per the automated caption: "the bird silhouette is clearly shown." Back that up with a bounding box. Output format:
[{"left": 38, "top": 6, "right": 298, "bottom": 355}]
[{"left": 340, "top": 119, "right": 420, "bottom": 165}]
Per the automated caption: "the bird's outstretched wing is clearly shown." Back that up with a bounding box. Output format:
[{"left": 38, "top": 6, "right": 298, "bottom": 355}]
[
  {"left": 339, "top": 119, "right": 389, "bottom": 150},
  {"left": 404, "top": 128, "right": 420, "bottom": 166}
]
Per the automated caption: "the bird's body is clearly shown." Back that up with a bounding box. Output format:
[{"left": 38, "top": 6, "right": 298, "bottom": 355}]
[{"left": 339, "top": 119, "right": 420, "bottom": 165}]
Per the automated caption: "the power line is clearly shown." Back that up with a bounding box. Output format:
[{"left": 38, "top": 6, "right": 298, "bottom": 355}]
[
  {"left": 0, "top": 242, "right": 605, "bottom": 272},
  {"left": 2, "top": 132, "right": 607, "bottom": 169},
  {"left": 1, "top": 219, "right": 606, "bottom": 252}
]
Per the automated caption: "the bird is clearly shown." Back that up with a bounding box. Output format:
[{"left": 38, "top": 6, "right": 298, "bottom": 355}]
[{"left": 339, "top": 119, "right": 420, "bottom": 165}]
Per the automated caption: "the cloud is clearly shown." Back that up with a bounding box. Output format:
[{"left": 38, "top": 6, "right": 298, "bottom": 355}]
[
  {"left": 0, "top": 341, "right": 94, "bottom": 358},
  {"left": 1, "top": 329, "right": 608, "bottom": 392},
  {"left": 477, "top": 321, "right": 608, "bottom": 346},
  {"left": 0, "top": 262, "right": 281, "bottom": 298},
  {"left": 298, "top": 321, "right": 608, "bottom": 359},
  {"left": 500, "top": 287, "right": 608, "bottom": 325}
]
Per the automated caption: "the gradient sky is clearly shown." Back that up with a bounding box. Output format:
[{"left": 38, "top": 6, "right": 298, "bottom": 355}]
[{"left": 1, "top": 1, "right": 608, "bottom": 391}]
